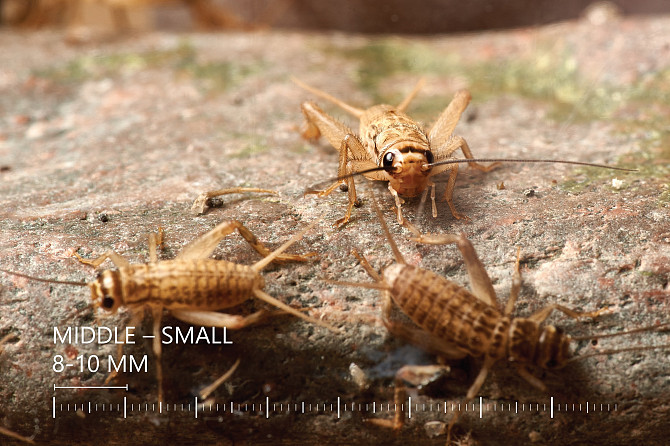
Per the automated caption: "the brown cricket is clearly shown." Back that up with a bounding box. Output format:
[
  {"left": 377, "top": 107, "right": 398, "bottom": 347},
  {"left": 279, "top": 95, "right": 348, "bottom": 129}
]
[
  {"left": 332, "top": 197, "right": 668, "bottom": 443},
  {"left": 0, "top": 217, "right": 337, "bottom": 403},
  {"left": 294, "top": 77, "right": 634, "bottom": 227}
]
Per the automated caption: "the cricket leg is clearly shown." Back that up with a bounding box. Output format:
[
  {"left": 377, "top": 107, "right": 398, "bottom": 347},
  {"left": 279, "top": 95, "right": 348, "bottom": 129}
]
[
  {"left": 408, "top": 231, "right": 498, "bottom": 309},
  {"left": 396, "top": 78, "right": 425, "bottom": 112},
  {"left": 148, "top": 228, "right": 164, "bottom": 264},
  {"left": 430, "top": 135, "right": 500, "bottom": 221},
  {"left": 504, "top": 247, "right": 523, "bottom": 316},
  {"left": 252, "top": 289, "right": 339, "bottom": 333},
  {"left": 176, "top": 220, "right": 315, "bottom": 263},
  {"left": 387, "top": 183, "right": 406, "bottom": 224},
  {"left": 294, "top": 80, "right": 364, "bottom": 119},
  {"left": 151, "top": 306, "right": 164, "bottom": 403},
  {"left": 0, "top": 426, "right": 34, "bottom": 444},
  {"left": 446, "top": 357, "right": 496, "bottom": 445},
  {"left": 334, "top": 135, "right": 370, "bottom": 227},
  {"left": 428, "top": 90, "right": 472, "bottom": 150},
  {"left": 527, "top": 304, "right": 609, "bottom": 324},
  {"left": 199, "top": 358, "right": 241, "bottom": 400},
  {"left": 304, "top": 133, "right": 373, "bottom": 227},
  {"left": 367, "top": 364, "right": 450, "bottom": 430},
  {"left": 74, "top": 250, "right": 130, "bottom": 269},
  {"left": 104, "top": 311, "right": 143, "bottom": 386},
  {"left": 191, "top": 187, "right": 277, "bottom": 215},
  {"left": 170, "top": 309, "right": 271, "bottom": 329}
]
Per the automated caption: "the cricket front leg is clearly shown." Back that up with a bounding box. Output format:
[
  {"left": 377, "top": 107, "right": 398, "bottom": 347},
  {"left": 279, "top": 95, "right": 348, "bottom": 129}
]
[
  {"left": 306, "top": 133, "right": 372, "bottom": 227},
  {"left": 431, "top": 134, "right": 500, "bottom": 221}
]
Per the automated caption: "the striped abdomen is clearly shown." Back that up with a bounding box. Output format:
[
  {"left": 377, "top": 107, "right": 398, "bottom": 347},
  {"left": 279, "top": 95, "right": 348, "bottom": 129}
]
[
  {"left": 383, "top": 264, "right": 573, "bottom": 369},
  {"left": 98, "top": 259, "right": 263, "bottom": 311},
  {"left": 384, "top": 264, "right": 509, "bottom": 360}
]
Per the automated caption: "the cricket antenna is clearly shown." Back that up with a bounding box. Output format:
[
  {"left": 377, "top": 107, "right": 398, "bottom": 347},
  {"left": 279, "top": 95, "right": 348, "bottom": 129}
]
[
  {"left": 424, "top": 157, "right": 637, "bottom": 171},
  {"left": 0, "top": 268, "right": 88, "bottom": 287},
  {"left": 303, "top": 158, "right": 635, "bottom": 194},
  {"left": 566, "top": 322, "right": 670, "bottom": 364}
]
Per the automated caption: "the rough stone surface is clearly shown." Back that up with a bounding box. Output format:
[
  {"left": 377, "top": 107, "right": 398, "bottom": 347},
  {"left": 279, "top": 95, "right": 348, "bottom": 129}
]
[{"left": 1, "top": 11, "right": 669, "bottom": 446}]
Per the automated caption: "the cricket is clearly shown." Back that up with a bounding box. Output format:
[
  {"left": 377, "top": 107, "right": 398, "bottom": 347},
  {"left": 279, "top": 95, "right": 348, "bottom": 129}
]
[
  {"left": 0, "top": 218, "right": 337, "bottom": 403},
  {"left": 331, "top": 196, "right": 668, "bottom": 443},
  {"left": 294, "top": 77, "right": 635, "bottom": 226}
]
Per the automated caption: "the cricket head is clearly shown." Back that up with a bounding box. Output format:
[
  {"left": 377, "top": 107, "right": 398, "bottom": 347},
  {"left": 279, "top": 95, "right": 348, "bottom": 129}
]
[
  {"left": 382, "top": 146, "right": 434, "bottom": 197},
  {"left": 90, "top": 270, "right": 123, "bottom": 313}
]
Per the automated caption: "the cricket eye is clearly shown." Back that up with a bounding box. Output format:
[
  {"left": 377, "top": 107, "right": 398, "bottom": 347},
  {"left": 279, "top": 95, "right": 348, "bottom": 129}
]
[
  {"left": 101, "top": 296, "right": 115, "bottom": 310},
  {"left": 425, "top": 151, "right": 434, "bottom": 165},
  {"left": 545, "top": 359, "right": 558, "bottom": 369},
  {"left": 383, "top": 152, "right": 395, "bottom": 170}
]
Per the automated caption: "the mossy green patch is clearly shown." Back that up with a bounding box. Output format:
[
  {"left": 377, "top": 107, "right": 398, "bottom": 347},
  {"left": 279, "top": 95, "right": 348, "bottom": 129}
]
[
  {"left": 328, "top": 38, "right": 670, "bottom": 195},
  {"left": 330, "top": 37, "right": 624, "bottom": 121},
  {"left": 229, "top": 134, "right": 269, "bottom": 158},
  {"left": 659, "top": 184, "right": 670, "bottom": 204},
  {"left": 34, "top": 40, "right": 261, "bottom": 93}
]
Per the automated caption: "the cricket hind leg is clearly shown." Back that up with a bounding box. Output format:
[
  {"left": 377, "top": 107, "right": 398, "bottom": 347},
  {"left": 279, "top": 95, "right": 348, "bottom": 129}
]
[
  {"left": 294, "top": 79, "right": 364, "bottom": 119},
  {"left": 176, "top": 220, "right": 315, "bottom": 263},
  {"left": 396, "top": 78, "right": 425, "bottom": 112},
  {"left": 406, "top": 227, "right": 499, "bottom": 309},
  {"left": 170, "top": 309, "right": 271, "bottom": 330},
  {"left": 191, "top": 187, "right": 277, "bottom": 215}
]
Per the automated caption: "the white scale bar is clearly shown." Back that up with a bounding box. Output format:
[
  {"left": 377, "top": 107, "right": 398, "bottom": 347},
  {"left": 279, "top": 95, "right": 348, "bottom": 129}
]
[{"left": 55, "top": 386, "right": 127, "bottom": 389}]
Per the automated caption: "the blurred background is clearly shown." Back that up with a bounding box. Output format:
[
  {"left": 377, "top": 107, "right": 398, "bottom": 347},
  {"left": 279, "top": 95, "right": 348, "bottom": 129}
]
[{"left": 2, "top": 0, "right": 670, "bottom": 38}]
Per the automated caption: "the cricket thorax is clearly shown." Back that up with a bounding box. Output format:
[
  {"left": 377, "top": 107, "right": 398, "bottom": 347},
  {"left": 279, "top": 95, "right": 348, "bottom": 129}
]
[
  {"left": 106, "top": 260, "right": 263, "bottom": 311},
  {"left": 508, "top": 319, "right": 571, "bottom": 369}
]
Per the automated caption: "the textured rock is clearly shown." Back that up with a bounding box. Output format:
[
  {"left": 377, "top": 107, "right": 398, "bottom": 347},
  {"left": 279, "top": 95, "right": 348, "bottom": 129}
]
[{"left": 1, "top": 11, "right": 669, "bottom": 445}]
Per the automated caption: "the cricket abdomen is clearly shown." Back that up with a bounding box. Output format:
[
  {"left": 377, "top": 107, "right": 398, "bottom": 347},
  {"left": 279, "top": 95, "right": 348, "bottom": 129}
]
[
  {"left": 117, "top": 259, "right": 263, "bottom": 310},
  {"left": 384, "top": 264, "right": 509, "bottom": 360}
]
